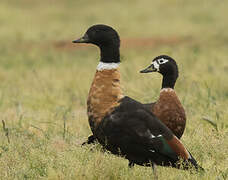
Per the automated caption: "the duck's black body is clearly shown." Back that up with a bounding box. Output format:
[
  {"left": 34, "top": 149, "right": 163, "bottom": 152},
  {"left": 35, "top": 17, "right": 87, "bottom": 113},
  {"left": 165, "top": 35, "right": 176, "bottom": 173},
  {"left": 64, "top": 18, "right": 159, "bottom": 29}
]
[
  {"left": 73, "top": 24, "right": 203, "bottom": 172},
  {"left": 95, "top": 97, "right": 176, "bottom": 166},
  {"left": 91, "top": 96, "right": 199, "bottom": 169}
]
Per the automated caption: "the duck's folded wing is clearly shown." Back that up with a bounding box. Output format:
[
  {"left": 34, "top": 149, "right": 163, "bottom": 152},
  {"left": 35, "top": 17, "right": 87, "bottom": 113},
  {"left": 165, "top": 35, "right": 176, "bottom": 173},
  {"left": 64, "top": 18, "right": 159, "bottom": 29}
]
[
  {"left": 126, "top": 109, "right": 189, "bottom": 159},
  {"left": 103, "top": 103, "right": 198, "bottom": 168}
]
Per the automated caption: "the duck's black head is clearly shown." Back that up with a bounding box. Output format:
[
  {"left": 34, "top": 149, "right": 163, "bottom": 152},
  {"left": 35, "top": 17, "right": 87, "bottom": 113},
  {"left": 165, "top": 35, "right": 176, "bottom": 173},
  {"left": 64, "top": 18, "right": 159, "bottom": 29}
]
[
  {"left": 140, "top": 55, "right": 179, "bottom": 89},
  {"left": 72, "top": 24, "right": 120, "bottom": 63}
]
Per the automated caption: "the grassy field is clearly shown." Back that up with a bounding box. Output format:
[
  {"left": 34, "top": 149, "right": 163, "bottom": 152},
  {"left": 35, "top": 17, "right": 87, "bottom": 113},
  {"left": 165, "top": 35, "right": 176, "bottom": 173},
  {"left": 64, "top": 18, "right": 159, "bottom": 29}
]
[{"left": 0, "top": 0, "right": 228, "bottom": 179}]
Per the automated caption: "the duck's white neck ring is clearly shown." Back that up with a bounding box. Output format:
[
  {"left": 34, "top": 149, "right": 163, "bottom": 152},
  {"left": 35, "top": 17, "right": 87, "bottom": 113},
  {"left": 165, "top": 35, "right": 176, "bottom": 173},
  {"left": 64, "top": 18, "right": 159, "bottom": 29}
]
[
  {"left": 96, "top": 62, "right": 120, "bottom": 71},
  {"left": 160, "top": 88, "right": 174, "bottom": 93}
]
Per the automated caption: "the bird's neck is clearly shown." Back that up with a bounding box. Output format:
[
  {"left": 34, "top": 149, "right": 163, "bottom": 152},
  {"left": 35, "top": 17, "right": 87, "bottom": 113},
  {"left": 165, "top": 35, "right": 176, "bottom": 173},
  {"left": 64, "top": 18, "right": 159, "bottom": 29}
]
[
  {"left": 100, "top": 45, "right": 120, "bottom": 63},
  {"left": 161, "top": 74, "right": 177, "bottom": 89}
]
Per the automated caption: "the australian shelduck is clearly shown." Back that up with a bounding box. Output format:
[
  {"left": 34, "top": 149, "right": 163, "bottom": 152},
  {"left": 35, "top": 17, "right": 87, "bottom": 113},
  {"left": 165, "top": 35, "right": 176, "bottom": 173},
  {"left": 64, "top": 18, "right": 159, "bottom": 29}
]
[
  {"left": 140, "top": 55, "right": 186, "bottom": 139},
  {"left": 72, "top": 24, "right": 203, "bottom": 175}
]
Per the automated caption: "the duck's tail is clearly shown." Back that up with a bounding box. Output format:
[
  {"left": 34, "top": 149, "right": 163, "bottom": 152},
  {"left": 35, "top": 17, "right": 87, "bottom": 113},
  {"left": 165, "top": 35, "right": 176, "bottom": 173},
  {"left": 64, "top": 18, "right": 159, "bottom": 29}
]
[{"left": 182, "top": 151, "right": 204, "bottom": 172}]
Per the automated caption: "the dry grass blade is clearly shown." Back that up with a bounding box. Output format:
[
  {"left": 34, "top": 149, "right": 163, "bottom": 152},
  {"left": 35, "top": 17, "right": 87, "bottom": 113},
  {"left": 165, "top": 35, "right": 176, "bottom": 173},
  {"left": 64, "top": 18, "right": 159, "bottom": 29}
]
[
  {"left": 202, "top": 117, "right": 218, "bottom": 131},
  {"left": 2, "top": 120, "right": 10, "bottom": 144}
]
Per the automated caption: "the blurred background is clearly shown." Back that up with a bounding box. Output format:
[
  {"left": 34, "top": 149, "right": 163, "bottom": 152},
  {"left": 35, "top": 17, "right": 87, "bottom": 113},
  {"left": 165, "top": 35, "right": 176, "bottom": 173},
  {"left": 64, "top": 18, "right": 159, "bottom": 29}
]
[{"left": 0, "top": 0, "right": 227, "bottom": 179}]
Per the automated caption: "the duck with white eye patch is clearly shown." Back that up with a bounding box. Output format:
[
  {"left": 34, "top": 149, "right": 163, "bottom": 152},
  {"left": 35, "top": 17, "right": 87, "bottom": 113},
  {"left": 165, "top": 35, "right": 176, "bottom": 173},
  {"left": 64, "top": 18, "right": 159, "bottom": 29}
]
[
  {"left": 140, "top": 55, "right": 186, "bottom": 139},
  {"left": 73, "top": 24, "right": 204, "bottom": 177}
]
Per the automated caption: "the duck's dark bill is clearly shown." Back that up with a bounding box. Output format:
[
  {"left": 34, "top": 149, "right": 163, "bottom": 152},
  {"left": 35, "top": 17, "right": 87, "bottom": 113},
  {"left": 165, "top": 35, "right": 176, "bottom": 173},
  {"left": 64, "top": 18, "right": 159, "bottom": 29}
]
[
  {"left": 140, "top": 64, "right": 157, "bottom": 73},
  {"left": 72, "top": 34, "right": 89, "bottom": 43}
]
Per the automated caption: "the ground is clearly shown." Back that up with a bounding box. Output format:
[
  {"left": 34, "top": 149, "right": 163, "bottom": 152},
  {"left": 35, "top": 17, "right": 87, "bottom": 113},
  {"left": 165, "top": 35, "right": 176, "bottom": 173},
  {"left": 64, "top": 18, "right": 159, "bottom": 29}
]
[{"left": 0, "top": 0, "right": 227, "bottom": 179}]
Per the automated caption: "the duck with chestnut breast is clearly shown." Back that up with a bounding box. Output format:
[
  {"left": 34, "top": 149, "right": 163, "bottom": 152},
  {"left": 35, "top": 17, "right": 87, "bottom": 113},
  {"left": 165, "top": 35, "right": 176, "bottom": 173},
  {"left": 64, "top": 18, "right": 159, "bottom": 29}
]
[
  {"left": 73, "top": 24, "right": 203, "bottom": 172},
  {"left": 140, "top": 55, "right": 186, "bottom": 139}
]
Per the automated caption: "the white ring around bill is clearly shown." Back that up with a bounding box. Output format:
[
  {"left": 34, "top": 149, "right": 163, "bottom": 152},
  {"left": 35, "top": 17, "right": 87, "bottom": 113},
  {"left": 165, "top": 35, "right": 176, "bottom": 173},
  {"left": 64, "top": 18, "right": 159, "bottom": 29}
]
[{"left": 152, "top": 61, "right": 160, "bottom": 71}]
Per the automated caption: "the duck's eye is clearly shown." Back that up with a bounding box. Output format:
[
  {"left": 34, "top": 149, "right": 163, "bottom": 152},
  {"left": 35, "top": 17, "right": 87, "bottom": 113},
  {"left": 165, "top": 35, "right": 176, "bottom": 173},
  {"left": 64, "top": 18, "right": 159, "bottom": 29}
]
[{"left": 157, "top": 58, "right": 169, "bottom": 64}]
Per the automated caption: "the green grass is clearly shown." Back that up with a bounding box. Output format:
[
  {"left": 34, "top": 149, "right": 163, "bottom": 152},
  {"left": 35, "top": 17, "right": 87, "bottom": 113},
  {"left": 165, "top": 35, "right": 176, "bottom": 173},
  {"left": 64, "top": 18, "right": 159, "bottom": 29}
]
[{"left": 0, "top": 0, "right": 228, "bottom": 179}]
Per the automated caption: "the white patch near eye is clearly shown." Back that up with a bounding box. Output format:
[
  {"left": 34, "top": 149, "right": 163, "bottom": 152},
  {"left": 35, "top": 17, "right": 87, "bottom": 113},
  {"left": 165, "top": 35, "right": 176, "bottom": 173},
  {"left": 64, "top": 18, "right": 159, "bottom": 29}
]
[
  {"left": 157, "top": 58, "right": 169, "bottom": 64},
  {"left": 152, "top": 61, "right": 160, "bottom": 71}
]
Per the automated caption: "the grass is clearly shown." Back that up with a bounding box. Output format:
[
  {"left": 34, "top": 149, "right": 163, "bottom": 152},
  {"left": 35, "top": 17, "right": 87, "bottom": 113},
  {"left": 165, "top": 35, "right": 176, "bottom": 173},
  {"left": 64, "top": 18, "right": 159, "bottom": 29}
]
[{"left": 0, "top": 0, "right": 228, "bottom": 179}]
